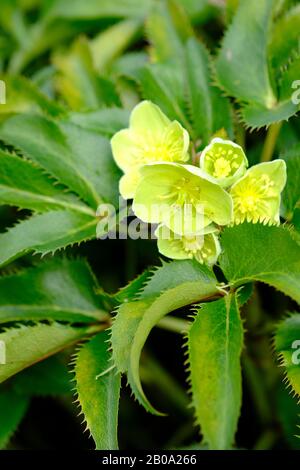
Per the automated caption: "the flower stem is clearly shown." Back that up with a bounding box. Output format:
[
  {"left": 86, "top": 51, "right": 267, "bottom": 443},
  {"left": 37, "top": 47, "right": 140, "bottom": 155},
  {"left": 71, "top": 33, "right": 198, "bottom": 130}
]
[{"left": 260, "top": 122, "right": 282, "bottom": 162}]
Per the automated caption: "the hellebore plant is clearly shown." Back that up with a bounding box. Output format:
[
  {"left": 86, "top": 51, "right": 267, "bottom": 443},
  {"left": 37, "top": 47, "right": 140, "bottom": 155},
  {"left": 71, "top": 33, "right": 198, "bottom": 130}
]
[
  {"left": 111, "top": 101, "right": 287, "bottom": 265},
  {"left": 0, "top": 0, "right": 300, "bottom": 454}
]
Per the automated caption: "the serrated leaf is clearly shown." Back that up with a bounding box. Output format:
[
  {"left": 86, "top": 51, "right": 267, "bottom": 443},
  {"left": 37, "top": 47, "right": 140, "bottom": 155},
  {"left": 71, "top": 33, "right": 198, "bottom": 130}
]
[
  {"left": 0, "top": 150, "right": 92, "bottom": 215},
  {"left": 111, "top": 260, "right": 219, "bottom": 414},
  {"left": 0, "top": 114, "right": 121, "bottom": 208},
  {"left": 219, "top": 223, "right": 300, "bottom": 304},
  {"left": 0, "top": 322, "right": 95, "bottom": 383},
  {"left": 275, "top": 313, "right": 300, "bottom": 398},
  {"left": 281, "top": 144, "right": 300, "bottom": 218},
  {"left": 0, "top": 258, "right": 107, "bottom": 324},
  {"left": 215, "top": 0, "right": 276, "bottom": 108},
  {"left": 69, "top": 108, "right": 129, "bottom": 137},
  {"left": 0, "top": 210, "right": 97, "bottom": 267},
  {"left": 240, "top": 99, "right": 299, "bottom": 129},
  {"left": 12, "top": 355, "right": 72, "bottom": 396},
  {"left": 0, "top": 387, "right": 29, "bottom": 449},
  {"left": 74, "top": 331, "right": 121, "bottom": 449},
  {"left": 187, "top": 294, "right": 243, "bottom": 449},
  {"left": 269, "top": 4, "right": 300, "bottom": 73}
]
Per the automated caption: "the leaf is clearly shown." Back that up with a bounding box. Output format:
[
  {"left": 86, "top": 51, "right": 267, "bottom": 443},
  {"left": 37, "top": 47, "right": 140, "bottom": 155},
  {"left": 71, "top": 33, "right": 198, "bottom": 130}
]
[
  {"left": 0, "top": 322, "right": 95, "bottom": 383},
  {"left": 12, "top": 355, "right": 72, "bottom": 396},
  {"left": 0, "top": 210, "right": 97, "bottom": 267},
  {"left": 48, "top": 0, "right": 152, "bottom": 19},
  {"left": 185, "top": 38, "right": 234, "bottom": 144},
  {"left": 0, "top": 258, "right": 107, "bottom": 324},
  {"left": 275, "top": 313, "right": 300, "bottom": 398},
  {"left": 139, "top": 63, "right": 193, "bottom": 136},
  {"left": 269, "top": 4, "right": 300, "bottom": 73},
  {"left": 145, "top": 0, "right": 192, "bottom": 63},
  {"left": 111, "top": 260, "right": 219, "bottom": 414},
  {"left": 0, "top": 114, "right": 121, "bottom": 208},
  {"left": 74, "top": 331, "right": 121, "bottom": 449},
  {"left": 240, "top": 99, "right": 299, "bottom": 130},
  {"left": 281, "top": 144, "right": 300, "bottom": 218},
  {"left": 215, "top": 0, "right": 276, "bottom": 108},
  {"left": 0, "top": 75, "right": 63, "bottom": 117},
  {"left": 187, "top": 294, "right": 243, "bottom": 449},
  {"left": 69, "top": 108, "right": 129, "bottom": 137},
  {"left": 0, "top": 150, "right": 92, "bottom": 214},
  {"left": 219, "top": 223, "right": 300, "bottom": 304},
  {"left": 90, "top": 18, "right": 142, "bottom": 72},
  {"left": 53, "top": 37, "right": 121, "bottom": 111},
  {"left": 0, "top": 387, "right": 29, "bottom": 449}
]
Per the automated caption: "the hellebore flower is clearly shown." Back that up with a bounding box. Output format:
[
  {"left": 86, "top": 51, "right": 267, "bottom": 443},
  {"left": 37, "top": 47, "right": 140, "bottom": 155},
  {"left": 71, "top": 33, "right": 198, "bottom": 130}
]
[
  {"left": 155, "top": 225, "right": 221, "bottom": 266},
  {"left": 200, "top": 138, "right": 248, "bottom": 187},
  {"left": 111, "top": 100, "right": 189, "bottom": 199},
  {"left": 132, "top": 162, "right": 233, "bottom": 235},
  {"left": 230, "top": 160, "right": 287, "bottom": 225}
]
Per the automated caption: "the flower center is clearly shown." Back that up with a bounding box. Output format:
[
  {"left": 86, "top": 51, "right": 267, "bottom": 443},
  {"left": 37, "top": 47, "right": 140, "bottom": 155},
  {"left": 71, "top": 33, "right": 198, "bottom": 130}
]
[{"left": 213, "top": 157, "right": 232, "bottom": 178}]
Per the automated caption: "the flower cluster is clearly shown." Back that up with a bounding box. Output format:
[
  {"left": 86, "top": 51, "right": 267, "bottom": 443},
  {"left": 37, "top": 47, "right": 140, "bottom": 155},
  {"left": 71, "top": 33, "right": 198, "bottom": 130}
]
[{"left": 111, "top": 101, "right": 287, "bottom": 265}]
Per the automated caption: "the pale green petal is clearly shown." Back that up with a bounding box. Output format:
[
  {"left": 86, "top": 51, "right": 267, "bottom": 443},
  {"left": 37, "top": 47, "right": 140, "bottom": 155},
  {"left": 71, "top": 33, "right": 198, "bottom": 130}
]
[
  {"left": 156, "top": 225, "right": 221, "bottom": 266},
  {"left": 133, "top": 163, "right": 233, "bottom": 232},
  {"left": 111, "top": 128, "right": 139, "bottom": 173},
  {"left": 119, "top": 170, "right": 142, "bottom": 200},
  {"left": 230, "top": 159, "right": 287, "bottom": 225},
  {"left": 163, "top": 121, "right": 190, "bottom": 163},
  {"left": 130, "top": 100, "right": 170, "bottom": 136},
  {"left": 200, "top": 138, "right": 248, "bottom": 188}
]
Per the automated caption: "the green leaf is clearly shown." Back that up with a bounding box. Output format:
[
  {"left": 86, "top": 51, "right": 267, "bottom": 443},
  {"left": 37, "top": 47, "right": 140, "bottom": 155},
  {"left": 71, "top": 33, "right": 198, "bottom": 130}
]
[
  {"left": 111, "top": 260, "right": 219, "bottom": 414},
  {"left": 0, "top": 150, "right": 92, "bottom": 215},
  {"left": 48, "top": 0, "right": 152, "bottom": 19},
  {"left": 187, "top": 294, "right": 243, "bottom": 449},
  {"left": 0, "top": 114, "right": 121, "bottom": 208},
  {"left": 145, "top": 0, "right": 192, "bottom": 63},
  {"left": 0, "top": 387, "right": 29, "bottom": 449},
  {"left": 69, "top": 108, "right": 129, "bottom": 137},
  {"left": 90, "top": 18, "right": 142, "bottom": 72},
  {"left": 139, "top": 63, "right": 193, "bottom": 136},
  {"left": 0, "top": 210, "right": 97, "bottom": 267},
  {"left": 275, "top": 313, "right": 300, "bottom": 398},
  {"left": 0, "top": 322, "right": 95, "bottom": 383},
  {"left": 215, "top": 0, "right": 276, "bottom": 108},
  {"left": 12, "top": 355, "right": 72, "bottom": 396},
  {"left": 0, "top": 75, "right": 63, "bottom": 117},
  {"left": 269, "top": 4, "right": 300, "bottom": 73},
  {"left": 74, "top": 331, "right": 121, "bottom": 450},
  {"left": 0, "top": 258, "right": 107, "bottom": 323},
  {"left": 240, "top": 99, "right": 299, "bottom": 130},
  {"left": 219, "top": 223, "right": 300, "bottom": 304},
  {"left": 281, "top": 144, "right": 300, "bottom": 218},
  {"left": 53, "top": 37, "right": 121, "bottom": 111}
]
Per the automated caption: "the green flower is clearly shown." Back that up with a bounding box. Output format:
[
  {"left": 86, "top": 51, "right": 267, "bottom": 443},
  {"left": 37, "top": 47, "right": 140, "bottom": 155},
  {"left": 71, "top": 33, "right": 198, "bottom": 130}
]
[
  {"left": 155, "top": 225, "right": 221, "bottom": 266},
  {"left": 111, "top": 100, "right": 189, "bottom": 199},
  {"left": 132, "top": 162, "right": 233, "bottom": 235},
  {"left": 230, "top": 160, "right": 287, "bottom": 225},
  {"left": 200, "top": 138, "right": 248, "bottom": 187}
]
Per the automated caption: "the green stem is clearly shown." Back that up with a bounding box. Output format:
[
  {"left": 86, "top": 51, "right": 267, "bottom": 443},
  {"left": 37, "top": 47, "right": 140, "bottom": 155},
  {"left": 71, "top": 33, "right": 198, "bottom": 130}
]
[
  {"left": 253, "top": 429, "right": 279, "bottom": 450},
  {"left": 260, "top": 122, "right": 282, "bottom": 162},
  {"left": 157, "top": 316, "right": 190, "bottom": 334}
]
